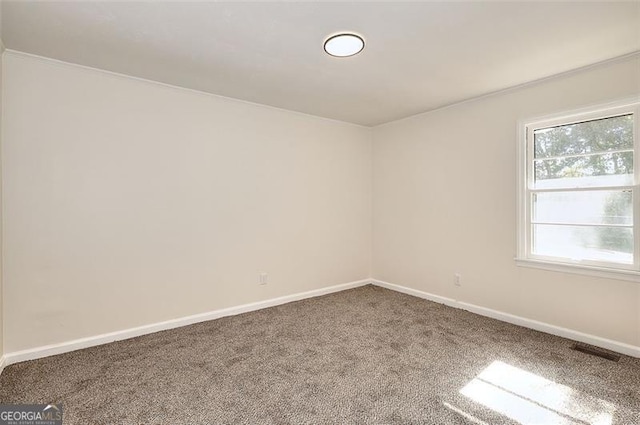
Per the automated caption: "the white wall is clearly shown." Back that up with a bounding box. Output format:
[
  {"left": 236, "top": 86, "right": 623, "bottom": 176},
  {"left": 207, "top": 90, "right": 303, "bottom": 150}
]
[
  {"left": 2, "top": 51, "right": 372, "bottom": 353},
  {"left": 3, "top": 47, "right": 639, "bottom": 358},
  {"left": 0, "top": 1, "right": 4, "bottom": 362},
  {"left": 373, "top": 55, "right": 640, "bottom": 347}
]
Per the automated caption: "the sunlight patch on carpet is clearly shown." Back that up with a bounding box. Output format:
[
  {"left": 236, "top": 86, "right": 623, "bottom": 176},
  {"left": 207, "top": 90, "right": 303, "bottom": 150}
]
[{"left": 460, "top": 360, "right": 615, "bottom": 425}]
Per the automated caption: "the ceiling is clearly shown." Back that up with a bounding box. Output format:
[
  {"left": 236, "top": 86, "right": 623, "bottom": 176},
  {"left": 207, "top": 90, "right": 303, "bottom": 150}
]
[{"left": 2, "top": 1, "right": 639, "bottom": 127}]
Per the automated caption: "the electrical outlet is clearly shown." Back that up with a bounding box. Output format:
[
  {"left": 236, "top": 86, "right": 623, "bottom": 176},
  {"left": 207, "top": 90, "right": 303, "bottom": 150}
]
[
  {"left": 259, "top": 272, "right": 268, "bottom": 285},
  {"left": 454, "top": 273, "right": 461, "bottom": 287}
]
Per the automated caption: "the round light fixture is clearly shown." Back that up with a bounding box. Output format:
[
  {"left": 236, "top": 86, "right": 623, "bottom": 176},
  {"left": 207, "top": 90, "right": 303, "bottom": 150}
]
[{"left": 323, "top": 33, "right": 365, "bottom": 57}]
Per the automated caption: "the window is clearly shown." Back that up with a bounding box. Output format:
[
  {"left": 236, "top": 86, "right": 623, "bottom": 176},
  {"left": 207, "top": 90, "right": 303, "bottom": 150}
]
[{"left": 517, "top": 99, "right": 640, "bottom": 279}]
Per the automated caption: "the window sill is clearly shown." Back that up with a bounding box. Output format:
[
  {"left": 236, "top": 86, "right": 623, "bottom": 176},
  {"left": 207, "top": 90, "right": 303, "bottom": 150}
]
[{"left": 515, "top": 258, "right": 640, "bottom": 282}]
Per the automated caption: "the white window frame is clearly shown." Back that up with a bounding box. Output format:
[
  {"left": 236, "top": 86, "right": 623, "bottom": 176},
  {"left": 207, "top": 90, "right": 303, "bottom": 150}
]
[{"left": 516, "top": 97, "right": 640, "bottom": 282}]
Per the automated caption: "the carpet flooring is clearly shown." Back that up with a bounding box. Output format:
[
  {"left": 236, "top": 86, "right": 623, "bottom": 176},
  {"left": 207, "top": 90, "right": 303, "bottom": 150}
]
[{"left": 1, "top": 285, "right": 639, "bottom": 424}]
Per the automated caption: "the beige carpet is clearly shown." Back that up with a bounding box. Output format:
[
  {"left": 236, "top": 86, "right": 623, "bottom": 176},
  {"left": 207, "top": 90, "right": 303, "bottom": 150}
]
[{"left": 1, "top": 285, "right": 638, "bottom": 424}]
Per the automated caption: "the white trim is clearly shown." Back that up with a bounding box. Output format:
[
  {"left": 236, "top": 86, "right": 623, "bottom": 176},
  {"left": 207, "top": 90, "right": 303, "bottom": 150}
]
[
  {"left": 372, "top": 279, "right": 640, "bottom": 358},
  {"left": 529, "top": 185, "right": 635, "bottom": 193},
  {"left": 373, "top": 279, "right": 460, "bottom": 309},
  {"left": 515, "top": 258, "right": 640, "bottom": 282},
  {"left": 3, "top": 279, "right": 372, "bottom": 366},
  {"left": 378, "top": 51, "right": 640, "bottom": 128},
  {"left": 0, "top": 356, "right": 6, "bottom": 377},
  {"left": 6, "top": 49, "right": 640, "bottom": 129},
  {"left": 5, "top": 277, "right": 638, "bottom": 368},
  {"left": 516, "top": 97, "right": 640, "bottom": 278},
  {"left": 2, "top": 49, "right": 368, "bottom": 130},
  {"left": 535, "top": 147, "right": 633, "bottom": 162}
]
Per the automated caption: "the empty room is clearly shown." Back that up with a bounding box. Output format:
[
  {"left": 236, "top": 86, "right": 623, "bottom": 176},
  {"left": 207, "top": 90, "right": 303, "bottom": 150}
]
[{"left": 0, "top": 1, "right": 639, "bottom": 424}]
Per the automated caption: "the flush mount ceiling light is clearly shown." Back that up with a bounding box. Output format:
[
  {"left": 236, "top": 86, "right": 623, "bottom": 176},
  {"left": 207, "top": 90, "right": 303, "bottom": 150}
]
[{"left": 323, "top": 33, "right": 365, "bottom": 57}]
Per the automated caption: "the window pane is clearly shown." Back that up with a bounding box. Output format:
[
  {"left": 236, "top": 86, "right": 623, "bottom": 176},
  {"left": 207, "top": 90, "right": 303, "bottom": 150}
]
[
  {"left": 533, "top": 151, "right": 633, "bottom": 189},
  {"left": 532, "top": 224, "right": 633, "bottom": 264},
  {"left": 532, "top": 191, "right": 632, "bottom": 225},
  {"left": 534, "top": 114, "right": 633, "bottom": 159}
]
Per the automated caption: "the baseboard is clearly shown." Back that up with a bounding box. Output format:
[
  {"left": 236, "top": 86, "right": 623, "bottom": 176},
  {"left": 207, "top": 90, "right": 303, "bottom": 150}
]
[
  {"left": 374, "top": 280, "right": 460, "bottom": 309},
  {"left": 372, "top": 279, "right": 640, "bottom": 358},
  {"left": 6, "top": 277, "right": 636, "bottom": 368},
  {"left": 3, "top": 278, "right": 372, "bottom": 366}
]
